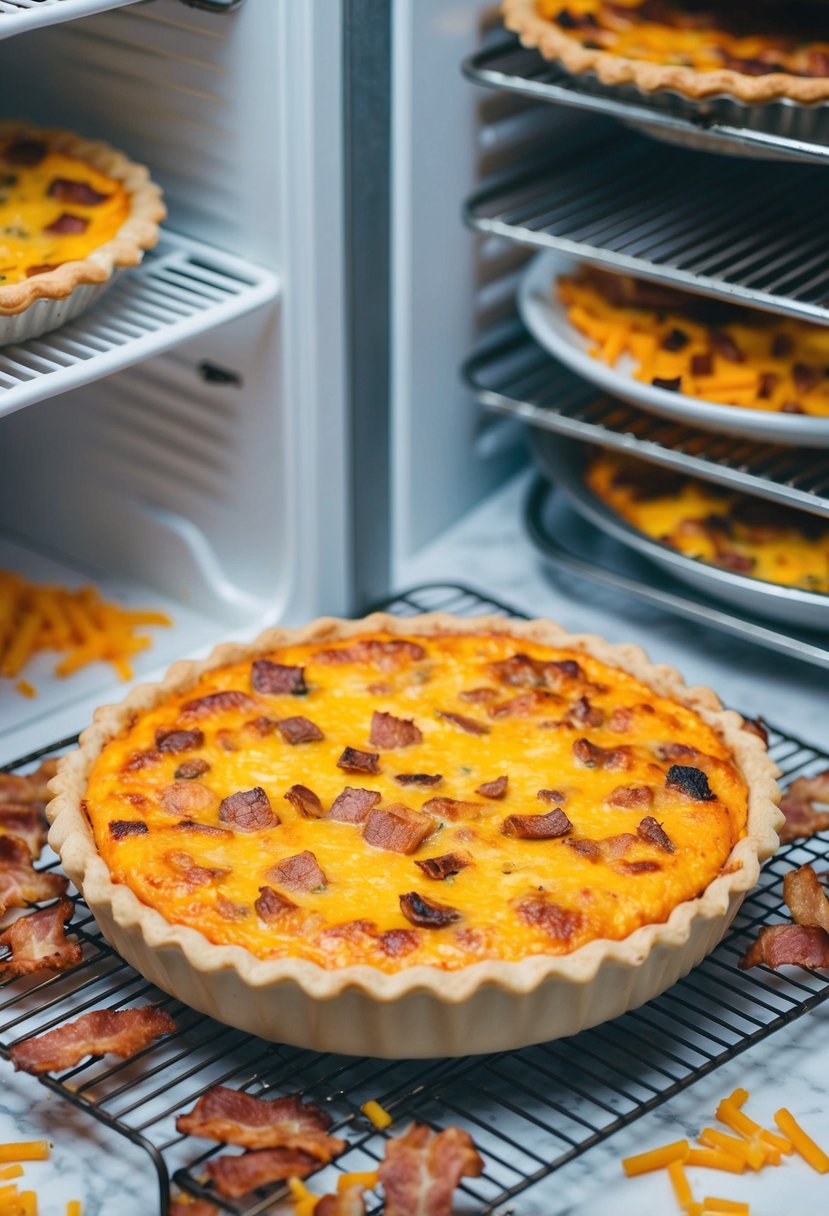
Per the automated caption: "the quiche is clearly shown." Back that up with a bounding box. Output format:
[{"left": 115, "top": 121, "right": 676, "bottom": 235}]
[
  {"left": 48, "top": 614, "right": 780, "bottom": 1056},
  {"left": 0, "top": 122, "right": 164, "bottom": 318},
  {"left": 502, "top": 0, "right": 829, "bottom": 103},
  {"left": 587, "top": 451, "right": 829, "bottom": 594}
]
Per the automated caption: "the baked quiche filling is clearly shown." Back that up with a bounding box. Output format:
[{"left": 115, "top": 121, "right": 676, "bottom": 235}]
[
  {"left": 588, "top": 451, "right": 829, "bottom": 594},
  {"left": 0, "top": 133, "right": 130, "bottom": 285},
  {"left": 83, "top": 632, "right": 748, "bottom": 972}
]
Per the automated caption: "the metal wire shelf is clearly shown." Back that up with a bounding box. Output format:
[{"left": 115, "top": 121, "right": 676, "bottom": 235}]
[
  {"left": 465, "top": 131, "right": 829, "bottom": 324},
  {"left": 1, "top": 583, "right": 828, "bottom": 1216},
  {"left": 464, "top": 321, "right": 829, "bottom": 520},
  {"left": 463, "top": 34, "right": 829, "bottom": 167},
  {"left": 0, "top": 0, "right": 138, "bottom": 38}
]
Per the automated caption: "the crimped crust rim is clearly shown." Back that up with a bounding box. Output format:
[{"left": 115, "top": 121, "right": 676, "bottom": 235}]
[
  {"left": 0, "top": 122, "right": 165, "bottom": 316},
  {"left": 47, "top": 612, "right": 782, "bottom": 1006},
  {"left": 502, "top": 0, "right": 829, "bottom": 104}
]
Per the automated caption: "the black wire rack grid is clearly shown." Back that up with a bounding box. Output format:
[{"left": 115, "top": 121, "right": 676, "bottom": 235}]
[{"left": 1, "top": 582, "right": 827, "bottom": 1216}]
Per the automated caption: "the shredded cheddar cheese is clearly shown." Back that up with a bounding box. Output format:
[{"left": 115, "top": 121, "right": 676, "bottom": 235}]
[
  {"left": 668, "top": 1160, "right": 696, "bottom": 1214},
  {"left": 287, "top": 1175, "right": 319, "bottom": 1216},
  {"left": 0, "top": 1172, "right": 21, "bottom": 1185},
  {"left": 774, "top": 1109, "right": 829, "bottom": 1175},
  {"left": 362, "top": 1100, "right": 393, "bottom": 1131},
  {"left": 0, "top": 1147, "right": 48, "bottom": 1165},
  {"left": 685, "top": 1148, "right": 744, "bottom": 1175},
  {"left": 65, "top": 1204, "right": 81, "bottom": 1216},
  {"left": 622, "top": 1140, "right": 690, "bottom": 1177},
  {"left": 701, "top": 1201, "right": 749, "bottom": 1216},
  {"left": 338, "top": 1170, "right": 379, "bottom": 1191}
]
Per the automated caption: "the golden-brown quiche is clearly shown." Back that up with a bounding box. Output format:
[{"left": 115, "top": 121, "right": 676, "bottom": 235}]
[
  {"left": 503, "top": 0, "right": 829, "bottom": 103},
  {"left": 48, "top": 613, "right": 781, "bottom": 1056}
]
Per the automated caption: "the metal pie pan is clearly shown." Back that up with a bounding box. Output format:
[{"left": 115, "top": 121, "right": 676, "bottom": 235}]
[
  {"left": 519, "top": 250, "right": 829, "bottom": 447},
  {"left": 531, "top": 431, "right": 829, "bottom": 634}
]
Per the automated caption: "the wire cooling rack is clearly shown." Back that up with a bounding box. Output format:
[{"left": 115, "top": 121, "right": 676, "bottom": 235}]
[{"left": 1, "top": 582, "right": 828, "bottom": 1216}]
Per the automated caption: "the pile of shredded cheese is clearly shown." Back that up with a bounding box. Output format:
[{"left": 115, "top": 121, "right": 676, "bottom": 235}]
[
  {"left": 622, "top": 1089, "right": 829, "bottom": 1215},
  {"left": 0, "top": 1141, "right": 81, "bottom": 1215},
  {"left": 0, "top": 571, "right": 171, "bottom": 696}
]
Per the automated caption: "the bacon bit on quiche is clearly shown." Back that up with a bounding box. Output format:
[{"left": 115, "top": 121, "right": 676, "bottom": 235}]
[
  {"left": 779, "top": 771, "right": 829, "bottom": 844},
  {"left": 47, "top": 178, "right": 109, "bottom": 206},
  {"left": 314, "top": 638, "right": 426, "bottom": 670},
  {"left": 421, "top": 796, "right": 482, "bottom": 822},
  {"left": 783, "top": 865, "right": 829, "bottom": 933},
  {"left": 488, "top": 652, "right": 583, "bottom": 690},
  {"left": 740, "top": 923, "right": 829, "bottom": 970},
  {"left": 164, "top": 851, "right": 229, "bottom": 886},
  {"left": 0, "top": 898, "right": 81, "bottom": 978},
  {"left": 44, "top": 213, "right": 89, "bottom": 235},
  {"left": 537, "top": 788, "right": 567, "bottom": 805},
  {"left": 369, "top": 711, "right": 423, "bottom": 749},
  {"left": 254, "top": 885, "right": 298, "bottom": 922},
  {"left": 275, "top": 717, "right": 324, "bottom": 745},
  {"left": 488, "top": 690, "right": 564, "bottom": 719},
  {"left": 0, "top": 760, "right": 57, "bottom": 804},
  {"left": 657, "top": 742, "right": 700, "bottom": 763},
  {"left": 637, "top": 817, "right": 675, "bottom": 853},
  {"left": 400, "top": 891, "right": 461, "bottom": 929},
  {"left": 363, "top": 804, "right": 433, "bottom": 854},
  {"left": 572, "top": 738, "right": 632, "bottom": 771},
  {"left": 327, "top": 786, "right": 381, "bottom": 824},
  {"left": 567, "top": 833, "right": 638, "bottom": 863},
  {"left": 337, "top": 746, "right": 380, "bottom": 774},
  {"left": 515, "top": 894, "right": 583, "bottom": 943},
  {"left": 219, "top": 787, "right": 277, "bottom": 831},
  {"left": 244, "top": 716, "right": 279, "bottom": 737},
  {"left": 502, "top": 808, "right": 572, "bottom": 840},
  {"left": 173, "top": 757, "right": 210, "bottom": 780},
  {"left": 171, "top": 820, "right": 232, "bottom": 839},
  {"left": 394, "top": 773, "right": 442, "bottom": 787},
  {"left": 476, "top": 775, "right": 508, "bottom": 800},
  {"left": 176, "top": 1087, "right": 344, "bottom": 1160},
  {"left": 251, "top": 659, "right": 307, "bottom": 696},
  {"left": 458, "top": 687, "right": 498, "bottom": 703},
  {"left": 206, "top": 1148, "right": 319, "bottom": 1198},
  {"left": 606, "top": 784, "right": 654, "bottom": 811},
  {"left": 666, "top": 764, "right": 716, "bottom": 802},
  {"left": 267, "top": 850, "right": 326, "bottom": 893},
  {"left": 618, "top": 860, "right": 662, "bottom": 875},
  {"left": 378, "top": 928, "right": 420, "bottom": 957},
  {"left": 0, "top": 805, "right": 48, "bottom": 859},
  {"left": 378, "top": 1123, "right": 483, "bottom": 1216},
  {"left": 160, "top": 781, "right": 216, "bottom": 818},
  {"left": 10, "top": 1005, "right": 176, "bottom": 1074},
  {"left": 155, "top": 728, "right": 205, "bottom": 754},
  {"left": 215, "top": 896, "right": 248, "bottom": 922},
  {"left": 109, "top": 820, "right": 149, "bottom": 839},
  {"left": 122, "top": 749, "right": 160, "bottom": 772},
  {"left": 0, "top": 836, "right": 68, "bottom": 915},
  {"left": 415, "top": 851, "right": 472, "bottom": 881},
  {"left": 565, "top": 696, "right": 604, "bottom": 727},
  {"left": 180, "top": 690, "right": 258, "bottom": 719},
  {"left": 284, "top": 784, "right": 324, "bottom": 819},
  {"left": 435, "top": 710, "right": 490, "bottom": 736}
]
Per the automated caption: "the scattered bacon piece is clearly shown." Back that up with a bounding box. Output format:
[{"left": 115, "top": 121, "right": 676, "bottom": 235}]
[
  {"left": 378, "top": 928, "right": 420, "bottom": 958},
  {"left": 606, "top": 784, "right": 653, "bottom": 811},
  {"left": 740, "top": 923, "right": 829, "bottom": 971},
  {"left": 422, "top": 797, "right": 482, "bottom": 822},
  {"left": 779, "top": 771, "right": 829, "bottom": 844},
  {"left": 435, "top": 710, "right": 490, "bottom": 736},
  {"left": 319, "top": 919, "right": 376, "bottom": 948},
  {"left": 573, "top": 738, "right": 631, "bottom": 771},
  {"left": 607, "top": 706, "right": 635, "bottom": 732},
  {"left": 254, "top": 885, "right": 298, "bottom": 922},
  {"left": 276, "top": 716, "right": 324, "bottom": 744},
  {"left": 488, "top": 690, "right": 563, "bottom": 719},
  {"left": 206, "top": 1148, "right": 318, "bottom": 1198},
  {"left": 0, "top": 898, "right": 81, "bottom": 978},
  {"left": 10, "top": 1005, "right": 176, "bottom": 1074},
  {"left": 172, "top": 820, "right": 232, "bottom": 839},
  {"left": 174, "top": 758, "right": 211, "bottom": 780},
  {"left": 176, "top": 1087, "right": 345, "bottom": 1159},
  {"left": 337, "top": 747, "right": 380, "bottom": 774},
  {"left": 565, "top": 696, "right": 604, "bottom": 727},
  {"left": 657, "top": 742, "right": 700, "bottom": 763},
  {"left": 476, "top": 775, "right": 507, "bottom": 800},
  {"left": 709, "top": 329, "right": 743, "bottom": 363},
  {"left": 244, "top": 716, "right": 279, "bottom": 738},
  {"left": 316, "top": 1184, "right": 368, "bottom": 1216},
  {"left": 164, "top": 851, "right": 228, "bottom": 886},
  {"left": 327, "top": 786, "right": 380, "bottom": 824},
  {"left": 122, "top": 749, "right": 160, "bottom": 772},
  {"left": 515, "top": 895, "right": 583, "bottom": 943},
  {"left": 0, "top": 805, "right": 48, "bottom": 858},
  {"left": 156, "top": 728, "right": 205, "bottom": 754},
  {"left": 160, "top": 781, "right": 215, "bottom": 817},
  {"left": 315, "top": 638, "right": 426, "bottom": 670},
  {"left": 181, "top": 690, "right": 258, "bottom": 719},
  {"left": 783, "top": 865, "right": 829, "bottom": 933},
  {"left": 567, "top": 833, "right": 638, "bottom": 863},
  {"left": 488, "top": 652, "right": 583, "bottom": 690},
  {"left": 415, "top": 851, "right": 472, "bottom": 881},
  {"left": 0, "top": 759, "right": 57, "bottom": 804},
  {"left": 618, "top": 860, "right": 662, "bottom": 875},
  {"left": 44, "top": 212, "right": 89, "bottom": 235},
  {"left": 284, "top": 784, "right": 324, "bottom": 819},
  {"left": 400, "top": 891, "right": 462, "bottom": 930},
  {"left": 109, "top": 820, "right": 148, "bottom": 840},
  {"left": 537, "top": 789, "right": 567, "bottom": 805},
  {"left": 666, "top": 765, "right": 716, "bottom": 802},
  {"left": 215, "top": 895, "right": 248, "bottom": 922},
  {"left": 637, "top": 816, "right": 675, "bottom": 853},
  {"left": 0, "top": 836, "right": 67, "bottom": 915},
  {"left": 502, "top": 809, "right": 572, "bottom": 839},
  {"left": 370, "top": 711, "right": 422, "bottom": 749},
  {"left": 395, "top": 773, "right": 442, "bottom": 787},
  {"left": 379, "top": 1123, "right": 483, "bottom": 1216},
  {"left": 48, "top": 177, "right": 109, "bottom": 206},
  {"left": 251, "top": 659, "right": 307, "bottom": 696},
  {"left": 267, "top": 850, "right": 326, "bottom": 893},
  {"left": 458, "top": 687, "right": 498, "bottom": 704},
  {"left": 363, "top": 804, "right": 433, "bottom": 854},
  {"left": 219, "top": 787, "right": 277, "bottom": 831}
]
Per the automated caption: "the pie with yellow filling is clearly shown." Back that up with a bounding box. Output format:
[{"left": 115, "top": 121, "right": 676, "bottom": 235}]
[
  {"left": 502, "top": 0, "right": 829, "bottom": 103},
  {"left": 47, "top": 614, "right": 780, "bottom": 1056},
  {"left": 0, "top": 122, "right": 164, "bottom": 317}
]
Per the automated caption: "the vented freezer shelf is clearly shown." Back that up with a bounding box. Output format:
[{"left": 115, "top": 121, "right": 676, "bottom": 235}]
[
  {"left": 0, "top": 232, "right": 278, "bottom": 420},
  {"left": 0, "top": 0, "right": 138, "bottom": 38},
  {"left": 465, "top": 133, "right": 829, "bottom": 324},
  {"left": 464, "top": 322, "right": 829, "bottom": 521}
]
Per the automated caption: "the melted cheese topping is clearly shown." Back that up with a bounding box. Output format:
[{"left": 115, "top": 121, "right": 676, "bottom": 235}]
[
  {"left": 85, "top": 632, "right": 748, "bottom": 972},
  {"left": 537, "top": 1, "right": 829, "bottom": 76},
  {"left": 588, "top": 452, "right": 829, "bottom": 594},
  {"left": 0, "top": 137, "right": 129, "bottom": 285}
]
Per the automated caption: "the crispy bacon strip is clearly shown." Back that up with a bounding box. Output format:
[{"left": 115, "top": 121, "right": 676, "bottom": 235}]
[
  {"left": 0, "top": 804, "right": 48, "bottom": 858},
  {"left": 0, "top": 898, "right": 81, "bottom": 978},
  {"left": 0, "top": 836, "right": 68, "bottom": 915},
  {"left": 370, "top": 711, "right": 423, "bottom": 749},
  {"left": 176, "top": 1087, "right": 345, "bottom": 1160},
  {"left": 363, "top": 805, "right": 433, "bottom": 854},
  {"left": 316, "top": 1184, "right": 368, "bottom": 1216},
  {"left": 779, "top": 771, "right": 829, "bottom": 844},
  {"left": 0, "top": 759, "right": 57, "bottom": 804},
  {"left": 378, "top": 1123, "right": 483, "bottom": 1216},
  {"left": 740, "top": 923, "right": 829, "bottom": 971},
  {"left": 206, "top": 1148, "right": 318, "bottom": 1198},
  {"left": 783, "top": 864, "right": 829, "bottom": 933},
  {"left": 10, "top": 1005, "right": 176, "bottom": 1074}
]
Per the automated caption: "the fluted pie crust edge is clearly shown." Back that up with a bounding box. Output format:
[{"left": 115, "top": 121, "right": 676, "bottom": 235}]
[{"left": 46, "top": 613, "right": 782, "bottom": 1056}]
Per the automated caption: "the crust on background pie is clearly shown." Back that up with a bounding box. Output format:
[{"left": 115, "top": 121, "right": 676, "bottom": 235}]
[
  {"left": 502, "top": 0, "right": 829, "bottom": 103},
  {"left": 47, "top": 612, "right": 782, "bottom": 1011},
  {"left": 0, "top": 121, "right": 165, "bottom": 317}
]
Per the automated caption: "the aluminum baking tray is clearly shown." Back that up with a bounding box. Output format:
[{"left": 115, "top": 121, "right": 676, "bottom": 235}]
[
  {"left": 531, "top": 431, "right": 829, "bottom": 633},
  {"left": 463, "top": 34, "right": 829, "bottom": 165},
  {"left": 524, "top": 479, "right": 829, "bottom": 671},
  {"left": 519, "top": 250, "right": 829, "bottom": 447}
]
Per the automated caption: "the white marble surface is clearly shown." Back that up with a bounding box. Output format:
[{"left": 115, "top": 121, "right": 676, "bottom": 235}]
[{"left": 1, "top": 469, "right": 827, "bottom": 1215}]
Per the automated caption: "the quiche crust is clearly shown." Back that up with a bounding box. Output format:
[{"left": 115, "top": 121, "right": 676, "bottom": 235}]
[
  {"left": 47, "top": 613, "right": 782, "bottom": 1055},
  {"left": 0, "top": 121, "right": 165, "bottom": 317},
  {"left": 502, "top": 0, "right": 829, "bottom": 104}
]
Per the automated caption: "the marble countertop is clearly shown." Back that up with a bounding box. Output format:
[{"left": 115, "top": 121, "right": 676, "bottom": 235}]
[{"left": 2, "top": 470, "right": 827, "bottom": 1215}]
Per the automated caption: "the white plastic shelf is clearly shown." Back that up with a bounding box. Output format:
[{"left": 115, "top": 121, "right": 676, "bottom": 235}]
[
  {"left": 0, "top": 0, "right": 138, "bottom": 38},
  {"left": 0, "top": 231, "right": 279, "bottom": 419}
]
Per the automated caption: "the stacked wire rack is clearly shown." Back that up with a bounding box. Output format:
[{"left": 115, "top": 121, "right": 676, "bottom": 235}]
[{"left": 1, "top": 584, "right": 828, "bottom": 1216}]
